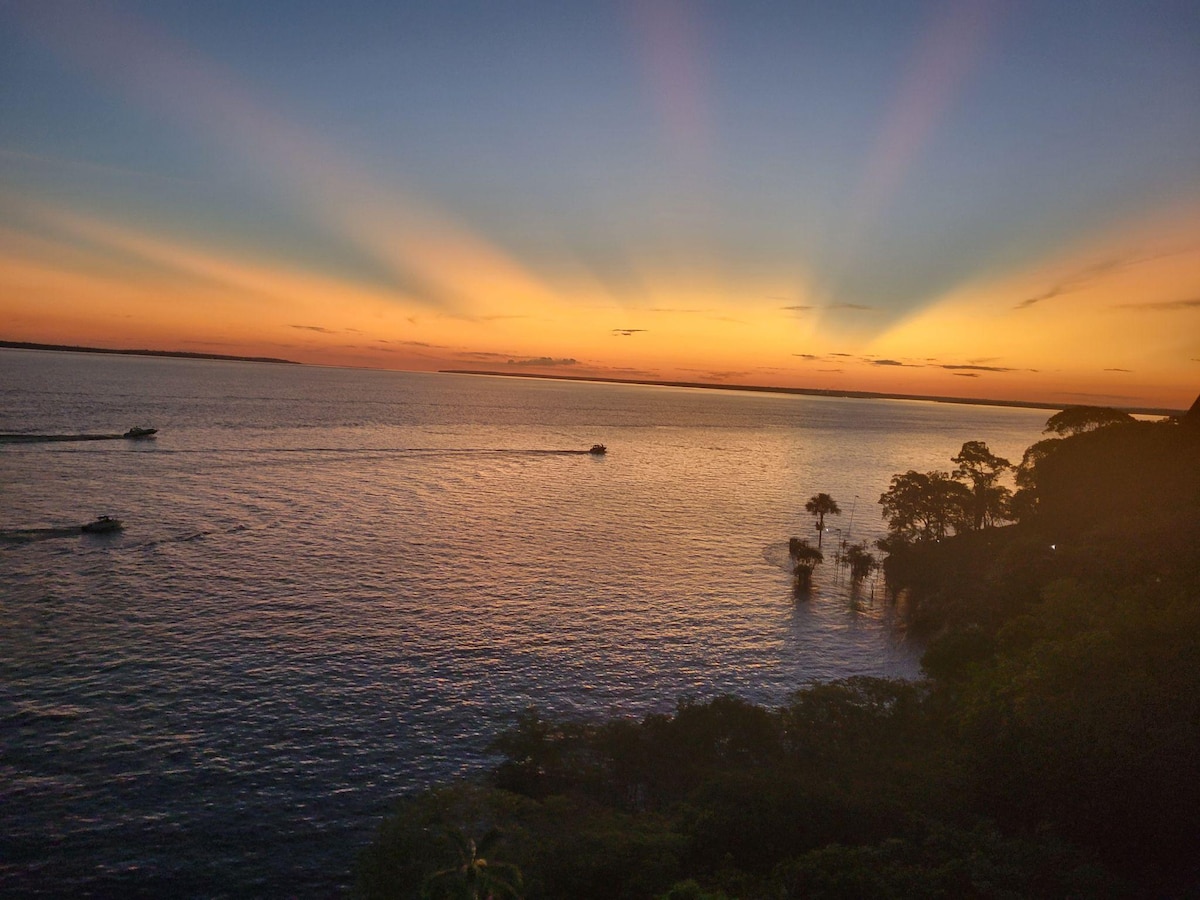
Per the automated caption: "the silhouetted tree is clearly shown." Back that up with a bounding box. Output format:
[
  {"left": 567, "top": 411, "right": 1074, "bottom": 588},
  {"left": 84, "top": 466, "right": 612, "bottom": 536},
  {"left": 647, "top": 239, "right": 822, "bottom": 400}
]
[
  {"left": 1015, "top": 438, "right": 1062, "bottom": 490},
  {"left": 951, "top": 440, "right": 1012, "bottom": 530},
  {"left": 1043, "top": 406, "right": 1135, "bottom": 436},
  {"left": 844, "top": 542, "right": 877, "bottom": 581},
  {"left": 805, "top": 493, "right": 841, "bottom": 548},
  {"left": 789, "top": 539, "right": 824, "bottom": 592},
  {"left": 879, "top": 471, "right": 971, "bottom": 542}
]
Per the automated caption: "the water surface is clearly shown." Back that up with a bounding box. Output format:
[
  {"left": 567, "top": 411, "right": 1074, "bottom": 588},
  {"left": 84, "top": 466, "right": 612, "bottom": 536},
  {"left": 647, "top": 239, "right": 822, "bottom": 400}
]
[{"left": 0, "top": 350, "right": 1049, "bottom": 896}]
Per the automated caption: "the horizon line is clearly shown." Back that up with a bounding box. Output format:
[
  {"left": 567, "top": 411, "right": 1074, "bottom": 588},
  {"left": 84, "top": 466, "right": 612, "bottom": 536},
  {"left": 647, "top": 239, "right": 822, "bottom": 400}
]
[
  {"left": 439, "top": 369, "right": 1183, "bottom": 417},
  {"left": 0, "top": 339, "right": 1182, "bottom": 416}
]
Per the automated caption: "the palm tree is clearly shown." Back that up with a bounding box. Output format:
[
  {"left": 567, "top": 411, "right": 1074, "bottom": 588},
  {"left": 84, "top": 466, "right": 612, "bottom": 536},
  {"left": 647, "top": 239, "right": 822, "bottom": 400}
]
[
  {"left": 805, "top": 493, "right": 841, "bottom": 548},
  {"left": 424, "top": 828, "right": 523, "bottom": 900}
]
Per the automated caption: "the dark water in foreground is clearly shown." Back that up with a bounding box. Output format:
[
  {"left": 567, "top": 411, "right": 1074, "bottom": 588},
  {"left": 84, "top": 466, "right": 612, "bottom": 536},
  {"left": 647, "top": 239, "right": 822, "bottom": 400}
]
[{"left": 0, "top": 350, "right": 1049, "bottom": 896}]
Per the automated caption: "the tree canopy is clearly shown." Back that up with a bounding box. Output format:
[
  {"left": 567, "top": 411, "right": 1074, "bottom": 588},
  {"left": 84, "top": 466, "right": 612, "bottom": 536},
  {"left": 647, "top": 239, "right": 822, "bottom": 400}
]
[
  {"left": 1043, "top": 406, "right": 1135, "bottom": 436},
  {"left": 843, "top": 542, "right": 876, "bottom": 581},
  {"left": 878, "top": 470, "right": 971, "bottom": 542},
  {"left": 950, "top": 440, "right": 1012, "bottom": 530},
  {"left": 361, "top": 416, "right": 1200, "bottom": 900}
]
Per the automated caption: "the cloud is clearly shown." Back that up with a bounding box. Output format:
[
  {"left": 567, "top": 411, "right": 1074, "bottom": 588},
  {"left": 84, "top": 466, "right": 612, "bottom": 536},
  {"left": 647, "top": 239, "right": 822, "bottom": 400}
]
[
  {"left": 831, "top": 352, "right": 855, "bottom": 358},
  {"left": 793, "top": 353, "right": 822, "bottom": 360},
  {"left": 436, "top": 311, "right": 532, "bottom": 324},
  {"left": 1015, "top": 249, "right": 1196, "bottom": 311},
  {"left": 290, "top": 324, "right": 336, "bottom": 333},
  {"left": 648, "top": 307, "right": 712, "bottom": 314},
  {"left": 1015, "top": 285, "right": 1068, "bottom": 310},
  {"left": 780, "top": 303, "right": 871, "bottom": 312},
  {"left": 1103, "top": 367, "right": 1133, "bottom": 372},
  {"left": 681, "top": 368, "right": 752, "bottom": 380},
  {"left": 612, "top": 328, "right": 647, "bottom": 336},
  {"left": 455, "top": 350, "right": 516, "bottom": 361},
  {"left": 378, "top": 338, "right": 435, "bottom": 348},
  {"left": 941, "top": 363, "right": 1014, "bottom": 372},
  {"left": 1014, "top": 256, "right": 1126, "bottom": 309},
  {"left": 952, "top": 372, "right": 981, "bottom": 377},
  {"left": 870, "top": 358, "right": 920, "bottom": 367},
  {"left": 509, "top": 356, "right": 578, "bottom": 367},
  {"left": 1112, "top": 297, "right": 1200, "bottom": 311}
]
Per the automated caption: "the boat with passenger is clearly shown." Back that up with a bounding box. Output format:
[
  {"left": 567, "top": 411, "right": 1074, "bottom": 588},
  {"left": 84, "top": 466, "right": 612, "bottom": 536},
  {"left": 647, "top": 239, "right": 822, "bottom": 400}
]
[
  {"left": 589, "top": 444, "right": 606, "bottom": 455},
  {"left": 123, "top": 427, "right": 157, "bottom": 438},
  {"left": 81, "top": 515, "right": 122, "bottom": 533}
]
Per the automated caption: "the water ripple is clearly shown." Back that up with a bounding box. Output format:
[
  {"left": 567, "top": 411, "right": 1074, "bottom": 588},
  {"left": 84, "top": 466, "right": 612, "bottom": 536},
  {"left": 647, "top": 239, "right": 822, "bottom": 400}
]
[{"left": 0, "top": 354, "right": 1050, "bottom": 897}]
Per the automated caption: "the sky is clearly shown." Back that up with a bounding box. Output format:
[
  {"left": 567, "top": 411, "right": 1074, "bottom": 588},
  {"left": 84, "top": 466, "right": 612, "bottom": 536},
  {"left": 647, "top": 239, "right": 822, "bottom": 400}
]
[{"left": 1, "top": 0, "right": 1198, "bottom": 410}]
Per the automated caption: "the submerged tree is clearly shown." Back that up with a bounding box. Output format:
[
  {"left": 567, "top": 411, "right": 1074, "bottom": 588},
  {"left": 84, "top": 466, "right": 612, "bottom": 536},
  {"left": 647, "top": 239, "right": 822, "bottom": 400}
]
[
  {"left": 879, "top": 471, "right": 972, "bottom": 542},
  {"left": 844, "top": 542, "right": 877, "bottom": 581},
  {"left": 1043, "top": 406, "right": 1136, "bottom": 436},
  {"left": 789, "top": 538, "right": 824, "bottom": 592},
  {"left": 805, "top": 493, "right": 841, "bottom": 548},
  {"left": 951, "top": 440, "right": 1012, "bottom": 530}
]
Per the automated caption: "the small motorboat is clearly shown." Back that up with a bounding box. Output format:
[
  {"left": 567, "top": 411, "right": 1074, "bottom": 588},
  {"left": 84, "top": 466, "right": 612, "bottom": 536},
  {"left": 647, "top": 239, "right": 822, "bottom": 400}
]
[
  {"left": 589, "top": 444, "right": 607, "bottom": 455},
  {"left": 81, "top": 515, "right": 123, "bottom": 534},
  {"left": 123, "top": 427, "right": 157, "bottom": 439}
]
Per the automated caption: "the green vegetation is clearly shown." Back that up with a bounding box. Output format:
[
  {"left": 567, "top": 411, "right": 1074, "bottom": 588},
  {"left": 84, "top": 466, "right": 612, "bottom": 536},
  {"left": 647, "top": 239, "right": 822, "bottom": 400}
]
[{"left": 358, "top": 405, "right": 1200, "bottom": 899}]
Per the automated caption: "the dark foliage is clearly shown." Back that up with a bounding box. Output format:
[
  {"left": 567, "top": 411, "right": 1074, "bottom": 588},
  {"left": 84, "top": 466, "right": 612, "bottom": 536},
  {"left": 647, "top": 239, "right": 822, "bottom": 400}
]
[
  {"left": 1043, "top": 405, "right": 1136, "bottom": 436},
  {"left": 359, "top": 415, "right": 1200, "bottom": 899}
]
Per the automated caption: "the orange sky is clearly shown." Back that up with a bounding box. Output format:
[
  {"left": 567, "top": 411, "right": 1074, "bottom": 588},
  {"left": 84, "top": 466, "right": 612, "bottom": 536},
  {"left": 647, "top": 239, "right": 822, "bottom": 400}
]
[
  {"left": 2, "top": 2, "right": 1198, "bottom": 411},
  {"left": 4, "top": 193, "right": 1197, "bottom": 410}
]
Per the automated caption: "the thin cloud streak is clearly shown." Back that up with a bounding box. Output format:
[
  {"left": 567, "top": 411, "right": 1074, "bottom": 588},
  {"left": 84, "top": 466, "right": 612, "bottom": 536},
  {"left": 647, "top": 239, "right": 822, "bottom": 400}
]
[{"left": 1112, "top": 297, "right": 1200, "bottom": 311}]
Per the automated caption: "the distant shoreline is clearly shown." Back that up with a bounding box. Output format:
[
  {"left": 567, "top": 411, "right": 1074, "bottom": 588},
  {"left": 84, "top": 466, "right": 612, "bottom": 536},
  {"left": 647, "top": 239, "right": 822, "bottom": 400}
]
[
  {"left": 0, "top": 340, "right": 299, "bottom": 366},
  {"left": 1, "top": 343, "right": 1178, "bottom": 415},
  {"left": 440, "top": 369, "right": 1182, "bottom": 417}
]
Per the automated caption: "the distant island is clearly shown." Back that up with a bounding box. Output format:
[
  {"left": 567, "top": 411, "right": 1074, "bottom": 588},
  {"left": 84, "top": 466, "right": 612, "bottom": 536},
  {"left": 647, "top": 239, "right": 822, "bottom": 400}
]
[
  {"left": 0, "top": 340, "right": 299, "bottom": 366},
  {"left": 440, "top": 369, "right": 1182, "bottom": 417},
  {"left": 2, "top": 345, "right": 1178, "bottom": 415}
]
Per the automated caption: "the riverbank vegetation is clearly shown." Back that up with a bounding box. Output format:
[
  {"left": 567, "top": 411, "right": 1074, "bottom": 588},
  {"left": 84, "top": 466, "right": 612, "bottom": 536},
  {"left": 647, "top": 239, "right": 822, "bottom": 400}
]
[{"left": 358, "top": 405, "right": 1200, "bottom": 899}]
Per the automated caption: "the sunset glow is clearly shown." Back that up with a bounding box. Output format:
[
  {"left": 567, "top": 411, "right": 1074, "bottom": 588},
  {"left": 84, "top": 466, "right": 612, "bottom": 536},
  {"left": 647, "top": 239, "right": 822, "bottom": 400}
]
[{"left": 2, "top": 1, "right": 1197, "bottom": 409}]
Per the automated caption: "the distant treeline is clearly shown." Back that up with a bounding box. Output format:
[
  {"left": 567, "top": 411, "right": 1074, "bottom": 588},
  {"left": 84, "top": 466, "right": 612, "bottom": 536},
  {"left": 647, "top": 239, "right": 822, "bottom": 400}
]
[
  {"left": 358, "top": 405, "right": 1200, "bottom": 899},
  {"left": 441, "top": 369, "right": 1180, "bottom": 417},
  {"left": 0, "top": 340, "right": 298, "bottom": 366}
]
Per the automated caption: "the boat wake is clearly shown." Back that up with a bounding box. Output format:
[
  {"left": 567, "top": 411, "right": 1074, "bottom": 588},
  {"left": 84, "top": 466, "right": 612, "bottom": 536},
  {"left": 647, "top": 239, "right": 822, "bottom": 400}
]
[
  {"left": 0, "top": 526, "right": 84, "bottom": 544},
  {"left": 10, "top": 446, "right": 604, "bottom": 456}
]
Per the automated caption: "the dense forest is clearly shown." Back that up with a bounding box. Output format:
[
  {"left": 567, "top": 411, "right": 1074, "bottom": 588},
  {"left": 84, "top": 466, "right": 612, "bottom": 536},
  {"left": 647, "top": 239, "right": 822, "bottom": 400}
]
[{"left": 356, "top": 401, "right": 1200, "bottom": 899}]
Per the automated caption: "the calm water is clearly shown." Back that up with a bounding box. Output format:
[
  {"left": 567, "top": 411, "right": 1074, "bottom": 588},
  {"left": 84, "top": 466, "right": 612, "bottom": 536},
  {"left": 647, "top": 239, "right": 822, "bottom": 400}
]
[{"left": 0, "top": 350, "right": 1049, "bottom": 897}]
